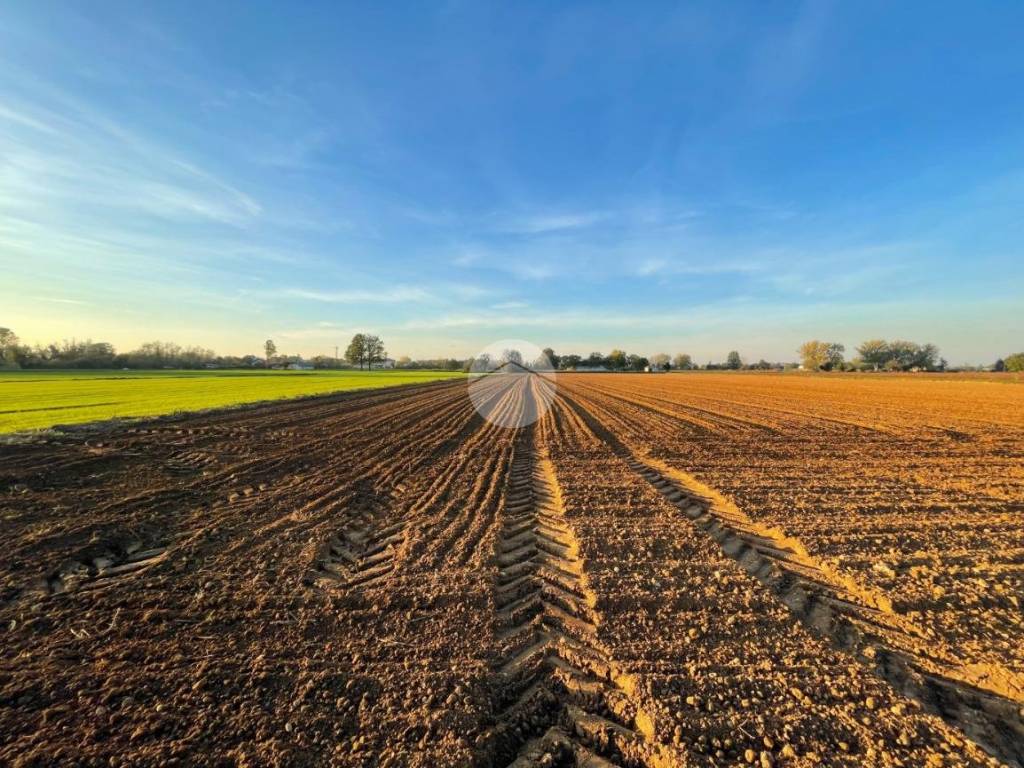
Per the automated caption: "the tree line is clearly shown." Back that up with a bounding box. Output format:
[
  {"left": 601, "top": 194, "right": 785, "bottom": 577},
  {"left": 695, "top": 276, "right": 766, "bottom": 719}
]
[
  {"left": 531, "top": 348, "right": 783, "bottom": 372},
  {"left": 486, "top": 343, "right": 1024, "bottom": 373},
  {"left": 797, "top": 339, "right": 951, "bottom": 371},
  {"left": 0, "top": 327, "right": 462, "bottom": 371},
  {"left": 0, "top": 334, "right": 242, "bottom": 370},
  {"left": 1, "top": 327, "right": 1020, "bottom": 373}
]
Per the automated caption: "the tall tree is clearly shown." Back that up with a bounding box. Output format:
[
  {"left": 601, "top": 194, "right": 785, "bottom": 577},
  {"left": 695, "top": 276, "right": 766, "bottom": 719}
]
[
  {"left": 799, "top": 340, "right": 827, "bottom": 370},
  {"left": 672, "top": 353, "right": 693, "bottom": 371},
  {"left": 345, "top": 333, "right": 366, "bottom": 369},
  {"left": 888, "top": 340, "right": 922, "bottom": 370},
  {"left": 0, "top": 327, "right": 20, "bottom": 364},
  {"left": 626, "top": 354, "right": 649, "bottom": 371},
  {"left": 856, "top": 339, "right": 890, "bottom": 370},
  {"left": 1003, "top": 353, "right": 1024, "bottom": 372},
  {"left": 264, "top": 339, "right": 277, "bottom": 366},
  {"left": 541, "top": 347, "right": 559, "bottom": 370},
  {"left": 607, "top": 349, "right": 627, "bottom": 370},
  {"left": 726, "top": 350, "right": 743, "bottom": 370},
  {"left": 651, "top": 353, "right": 670, "bottom": 371},
  {"left": 913, "top": 343, "right": 940, "bottom": 370},
  {"left": 500, "top": 348, "right": 523, "bottom": 367},
  {"left": 363, "top": 335, "right": 386, "bottom": 368},
  {"left": 559, "top": 354, "right": 582, "bottom": 370},
  {"left": 825, "top": 343, "right": 845, "bottom": 370},
  {"left": 798, "top": 340, "right": 844, "bottom": 370}
]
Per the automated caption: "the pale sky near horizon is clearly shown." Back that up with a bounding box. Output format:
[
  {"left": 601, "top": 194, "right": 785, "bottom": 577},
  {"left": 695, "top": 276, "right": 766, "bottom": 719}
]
[{"left": 2, "top": 2, "right": 1023, "bottom": 365}]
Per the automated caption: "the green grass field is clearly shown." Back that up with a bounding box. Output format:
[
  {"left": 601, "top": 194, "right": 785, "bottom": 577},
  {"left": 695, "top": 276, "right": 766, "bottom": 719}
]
[{"left": 0, "top": 369, "right": 464, "bottom": 434}]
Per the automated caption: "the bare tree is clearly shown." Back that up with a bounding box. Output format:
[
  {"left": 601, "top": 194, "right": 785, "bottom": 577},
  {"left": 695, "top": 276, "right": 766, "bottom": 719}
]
[
  {"left": 500, "top": 348, "right": 523, "bottom": 367},
  {"left": 264, "top": 339, "right": 277, "bottom": 366}
]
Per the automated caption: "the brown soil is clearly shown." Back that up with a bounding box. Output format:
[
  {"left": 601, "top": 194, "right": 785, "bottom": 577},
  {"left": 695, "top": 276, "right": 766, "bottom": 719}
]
[{"left": 1, "top": 375, "right": 1021, "bottom": 767}]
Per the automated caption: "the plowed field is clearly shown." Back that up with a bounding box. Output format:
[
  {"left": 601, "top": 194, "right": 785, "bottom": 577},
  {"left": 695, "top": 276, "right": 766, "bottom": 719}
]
[{"left": 2, "top": 374, "right": 1022, "bottom": 767}]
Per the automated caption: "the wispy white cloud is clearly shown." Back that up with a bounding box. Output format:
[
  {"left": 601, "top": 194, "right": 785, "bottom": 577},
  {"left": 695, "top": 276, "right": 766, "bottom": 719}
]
[
  {"left": 282, "top": 282, "right": 496, "bottom": 306},
  {"left": 0, "top": 214, "right": 312, "bottom": 288},
  {"left": 509, "top": 262, "right": 557, "bottom": 280},
  {"left": 636, "top": 258, "right": 668, "bottom": 276},
  {"left": 0, "top": 102, "right": 59, "bottom": 135},
  {"left": 392, "top": 292, "right": 955, "bottom": 339},
  {"left": 400, "top": 205, "right": 459, "bottom": 227},
  {"left": 491, "top": 211, "right": 606, "bottom": 235},
  {"left": 274, "top": 324, "right": 351, "bottom": 340},
  {"left": 0, "top": 81, "right": 262, "bottom": 227},
  {"left": 632, "top": 256, "right": 766, "bottom": 278},
  {"left": 742, "top": 1, "right": 832, "bottom": 122},
  {"left": 451, "top": 250, "right": 482, "bottom": 267},
  {"left": 31, "top": 295, "right": 92, "bottom": 306},
  {"left": 283, "top": 286, "right": 434, "bottom": 303},
  {"left": 394, "top": 306, "right": 668, "bottom": 332},
  {"left": 443, "top": 282, "right": 497, "bottom": 301}
]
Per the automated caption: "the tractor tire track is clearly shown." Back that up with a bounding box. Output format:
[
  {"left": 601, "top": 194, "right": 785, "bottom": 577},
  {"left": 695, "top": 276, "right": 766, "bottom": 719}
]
[
  {"left": 413, "top": 378, "right": 527, "bottom": 570},
  {"left": 305, "top": 394, "right": 490, "bottom": 589},
  {"left": 480, "top": 424, "right": 683, "bottom": 768}
]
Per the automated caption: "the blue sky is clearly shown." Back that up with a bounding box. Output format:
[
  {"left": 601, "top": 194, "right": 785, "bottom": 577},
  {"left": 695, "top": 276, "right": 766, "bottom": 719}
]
[{"left": 2, "top": 1, "right": 1023, "bottom": 364}]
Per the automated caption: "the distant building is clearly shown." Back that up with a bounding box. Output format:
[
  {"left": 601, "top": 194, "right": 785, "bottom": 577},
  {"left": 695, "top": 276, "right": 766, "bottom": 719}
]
[{"left": 372, "top": 358, "right": 396, "bottom": 369}]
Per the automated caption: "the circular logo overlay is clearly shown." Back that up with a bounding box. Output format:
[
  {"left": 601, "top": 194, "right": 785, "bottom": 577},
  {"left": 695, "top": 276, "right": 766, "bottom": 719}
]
[{"left": 468, "top": 339, "right": 557, "bottom": 429}]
